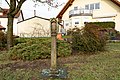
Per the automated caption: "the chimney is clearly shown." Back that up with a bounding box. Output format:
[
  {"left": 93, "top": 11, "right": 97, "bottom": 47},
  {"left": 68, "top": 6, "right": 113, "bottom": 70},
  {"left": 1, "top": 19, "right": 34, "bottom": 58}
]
[{"left": 34, "top": 9, "right": 36, "bottom": 17}]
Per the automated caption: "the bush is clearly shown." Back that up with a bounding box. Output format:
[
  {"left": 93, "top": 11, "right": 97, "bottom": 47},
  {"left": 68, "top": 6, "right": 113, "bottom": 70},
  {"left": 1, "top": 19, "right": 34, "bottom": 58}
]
[
  {"left": 87, "top": 22, "right": 115, "bottom": 29},
  {"left": 0, "top": 31, "right": 19, "bottom": 50},
  {"left": 57, "top": 40, "right": 71, "bottom": 57},
  {"left": 86, "top": 22, "right": 120, "bottom": 40},
  {"left": 72, "top": 24, "right": 108, "bottom": 53},
  {"left": 67, "top": 29, "right": 73, "bottom": 36},
  {"left": 0, "top": 31, "right": 7, "bottom": 48},
  {"left": 8, "top": 38, "right": 71, "bottom": 60},
  {"left": 115, "top": 31, "right": 120, "bottom": 40}
]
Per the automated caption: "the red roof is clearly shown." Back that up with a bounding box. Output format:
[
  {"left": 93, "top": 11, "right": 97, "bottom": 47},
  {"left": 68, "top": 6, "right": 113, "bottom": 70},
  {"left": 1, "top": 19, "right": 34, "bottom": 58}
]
[
  {"left": 111, "top": 0, "right": 120, "bottom": 7},
  {"left": 56, "top": 0, "right": 120, "bottom": 19},
  {"left": 0, "top": 8, "right": 20, "bottom": 18},
  {"left": 56, "top": 0, "right": 74, "bottom": 19},
  {"left": 0, "top": 25, "right": 6, "bottom": 30}
]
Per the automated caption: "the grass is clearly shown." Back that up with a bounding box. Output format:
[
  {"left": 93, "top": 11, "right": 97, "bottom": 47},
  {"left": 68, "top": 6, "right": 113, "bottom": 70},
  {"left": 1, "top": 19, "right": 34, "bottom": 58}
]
[
  {"left": 0, "top": 42, "right": 120, "bottom": 80},
  {"left": 67, "top": 42, "right": 120, "bottom": 80},
  {"left": 69, "top": 52, "right": 120, "bottom": 80}
]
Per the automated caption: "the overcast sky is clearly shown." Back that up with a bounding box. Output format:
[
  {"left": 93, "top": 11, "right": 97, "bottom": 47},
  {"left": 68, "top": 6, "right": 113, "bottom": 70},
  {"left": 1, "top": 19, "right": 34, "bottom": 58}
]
[
  {"left": 1, "top": 0, "right": 120, "bottom": 19},
  {"left": 1, "top": 0, "right": 67, "bottom": 19}
]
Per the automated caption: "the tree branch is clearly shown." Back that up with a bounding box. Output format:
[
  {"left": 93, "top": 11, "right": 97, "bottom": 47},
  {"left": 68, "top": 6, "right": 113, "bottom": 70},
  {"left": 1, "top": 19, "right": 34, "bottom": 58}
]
[
  {"left": 5, "top": 0, "right": 10, "bottom": 7},
  {"left": 9, "top": 0, "right": 16, "bottom": 13},
  {"left": 35, "top": 0, "right": 47, "bottom": 3},
  {"left": 16, "top": 0, "right": 19, "bottom": 3},
  {"left": 33, "top": 0, "right": 64, "bottom": 8},
  {"left": 12, "top": 0, "right": 26, "bottom": 15}
]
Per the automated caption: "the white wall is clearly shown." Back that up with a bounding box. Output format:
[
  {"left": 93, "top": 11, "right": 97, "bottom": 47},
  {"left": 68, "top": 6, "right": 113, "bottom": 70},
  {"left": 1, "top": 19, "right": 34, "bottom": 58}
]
[
  {"left": 64, "top": 16, "right": 92, "bottom": 30},
  {"left": 17, "top": 17, "right": 50, "bottom": 37},
  {"left": 0, "top": 18, "right": 18, "bottom": 35}
]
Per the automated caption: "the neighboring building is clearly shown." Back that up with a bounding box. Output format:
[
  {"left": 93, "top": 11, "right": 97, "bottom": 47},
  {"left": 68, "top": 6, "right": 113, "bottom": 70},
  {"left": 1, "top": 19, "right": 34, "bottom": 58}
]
[
  {"left": 0, "top": 7, "right": 22, "bottom": 35},
  {"left": 57, "top": 0, "right": 120, "bottom": 31},
  {"left": 17, "top": 16, "right": 50, "bottom": 37}
]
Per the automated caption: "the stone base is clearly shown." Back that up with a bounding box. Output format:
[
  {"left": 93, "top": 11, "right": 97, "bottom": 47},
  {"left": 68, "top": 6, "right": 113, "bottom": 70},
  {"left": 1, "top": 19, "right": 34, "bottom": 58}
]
[{"left": 41, "top": 68, "right": 67, "bottom": 79}]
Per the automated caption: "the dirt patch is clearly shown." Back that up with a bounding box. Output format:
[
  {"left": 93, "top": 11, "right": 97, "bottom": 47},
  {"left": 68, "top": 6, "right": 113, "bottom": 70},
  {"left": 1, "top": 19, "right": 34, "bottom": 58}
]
[
  {"left": 0, "top": 54, "right": 90, "bottom": 70},
  {"left": 0, "top": 59, "right": 50, "bottom": 70}
]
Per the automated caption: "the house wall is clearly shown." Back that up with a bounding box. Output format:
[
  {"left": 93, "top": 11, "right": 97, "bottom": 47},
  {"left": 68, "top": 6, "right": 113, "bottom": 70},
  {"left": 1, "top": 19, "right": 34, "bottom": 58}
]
[
  {"left": 0, "top": 18, "right": 18, "bottom": 35},
  {"left": 64, "top": 16, "right": 92, "bottom": 30},
  {"left": 93, "top": 0, "right": 120, "bottom": 31},
  {"left": 17, "top": 17, "right": 50, "bottom": 37},
  {"left": 62, "top": 0, "right": 120, "bottom": 31}
]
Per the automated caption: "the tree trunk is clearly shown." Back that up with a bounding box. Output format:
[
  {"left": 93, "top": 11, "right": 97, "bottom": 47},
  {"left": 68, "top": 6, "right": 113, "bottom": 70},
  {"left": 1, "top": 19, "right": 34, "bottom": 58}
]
[
  {"left": 7, "top": 15, "right": 14, "bottom": 50},
  {"left": 5, "top": 0, "right": 26, "bottom": 50}
]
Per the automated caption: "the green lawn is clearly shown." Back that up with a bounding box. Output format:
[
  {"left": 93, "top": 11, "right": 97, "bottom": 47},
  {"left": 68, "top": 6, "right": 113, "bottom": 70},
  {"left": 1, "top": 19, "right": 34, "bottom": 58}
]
[
  {"left": 68, "top": 43, "right": 120, "bottom": 80},
  {"left": 0, "top": 42, "right": 120, "bottom": 80}
]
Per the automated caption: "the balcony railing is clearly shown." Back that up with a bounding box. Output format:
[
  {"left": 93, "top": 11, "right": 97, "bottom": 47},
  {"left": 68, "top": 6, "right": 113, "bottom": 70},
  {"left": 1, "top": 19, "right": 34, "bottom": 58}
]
[{"left": 69, "top": 9, "right": 93, "bottom": 18}]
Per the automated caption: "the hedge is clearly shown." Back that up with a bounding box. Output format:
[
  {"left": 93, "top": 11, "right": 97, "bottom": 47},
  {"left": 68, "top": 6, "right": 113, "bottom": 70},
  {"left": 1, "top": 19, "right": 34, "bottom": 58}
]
[
  {"left": 8, "top": 38, "right": 71, "bottom": 60},
  {"left": 87, "top": 22, "right": 115, "bottom": 29}
]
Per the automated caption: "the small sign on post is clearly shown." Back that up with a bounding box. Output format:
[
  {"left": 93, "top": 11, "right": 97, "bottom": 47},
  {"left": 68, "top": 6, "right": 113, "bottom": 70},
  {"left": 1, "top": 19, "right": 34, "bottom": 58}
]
[{"left": 41, "top": 18, "right": 67, "bottom": 79}]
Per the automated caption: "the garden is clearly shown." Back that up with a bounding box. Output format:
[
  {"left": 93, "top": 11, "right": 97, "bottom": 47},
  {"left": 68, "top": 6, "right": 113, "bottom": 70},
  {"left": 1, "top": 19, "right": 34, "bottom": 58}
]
[{"left": 0, "top": 23, "right": 120, "bottom": 80}]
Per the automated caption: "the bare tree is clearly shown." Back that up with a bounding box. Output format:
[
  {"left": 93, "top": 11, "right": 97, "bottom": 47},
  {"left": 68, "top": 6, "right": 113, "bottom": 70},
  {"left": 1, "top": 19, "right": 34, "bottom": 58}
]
[
  {"left": 32, "top": 0, "right": 64, "bottom": 8},
  {"left": 5, "top": 0, "right": 26, "bottom": 49}
]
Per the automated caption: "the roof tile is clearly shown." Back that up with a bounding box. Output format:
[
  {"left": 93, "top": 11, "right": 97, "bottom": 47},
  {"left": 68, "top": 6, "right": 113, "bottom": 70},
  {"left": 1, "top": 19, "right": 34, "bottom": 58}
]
[{"left": 0, "top": 8, "right": 20, "bottom": 18}]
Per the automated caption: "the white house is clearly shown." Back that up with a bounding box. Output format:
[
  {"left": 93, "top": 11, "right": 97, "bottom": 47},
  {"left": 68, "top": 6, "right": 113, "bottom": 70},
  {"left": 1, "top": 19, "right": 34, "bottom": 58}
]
[
  {"left": 0, "top": 7, "right": 22, "bottom": 35},
  {"left": 17, "top": 16, "right": 50, "bottom": 37},
  {"left": 56, "top": 0, "right": 120, "bottom": 31}
]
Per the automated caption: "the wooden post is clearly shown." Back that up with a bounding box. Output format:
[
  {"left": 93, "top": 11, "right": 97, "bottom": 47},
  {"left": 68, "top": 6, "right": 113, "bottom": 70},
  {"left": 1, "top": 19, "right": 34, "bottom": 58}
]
[
  {"left": 41, "top": 18, "right": 67, "bottom": 78},
  {"left": 50, "top": 18, "right": 57, "bottom": 70}
]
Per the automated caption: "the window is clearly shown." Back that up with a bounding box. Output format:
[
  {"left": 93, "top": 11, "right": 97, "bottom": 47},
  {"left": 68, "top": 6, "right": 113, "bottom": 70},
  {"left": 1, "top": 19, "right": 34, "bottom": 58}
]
[
  {"left": 85, "top": 5, "right": 89, "bottom": 10},
  {"left": 74, "top": 18, "right": 79, "bottom": 25},
  {"left": 90, "top": 4, "right": 94, "bottom": 10},
  {"left": 65, "top": 23, "right": 69, "bottom": 26},
  {"left": 74, "top": 6, "right": 78, "bottom": 10},
  {"left": 85, "top": 2, "right": 100, "bottom": 10},
  {"left": 95, "top": 3, "right": 100, "bottom": 9},
  {"left": 65, "top": 20, "right": 69, "bottom": 27},
  {"left": 75, "top": 22, "right": 79, "bottom": 24}
]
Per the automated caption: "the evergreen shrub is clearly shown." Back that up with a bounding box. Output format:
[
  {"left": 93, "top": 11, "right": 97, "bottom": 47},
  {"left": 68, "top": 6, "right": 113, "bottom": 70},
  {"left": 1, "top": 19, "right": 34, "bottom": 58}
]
[
  {"left": 8, "top": 38, "right": 71, "bottom": 60},
  {"left": 72, "top": 24, "right": 108, "bottom": 53},
  {"left": 0, "top": 31, "right": 7, "bottom": 48}
]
